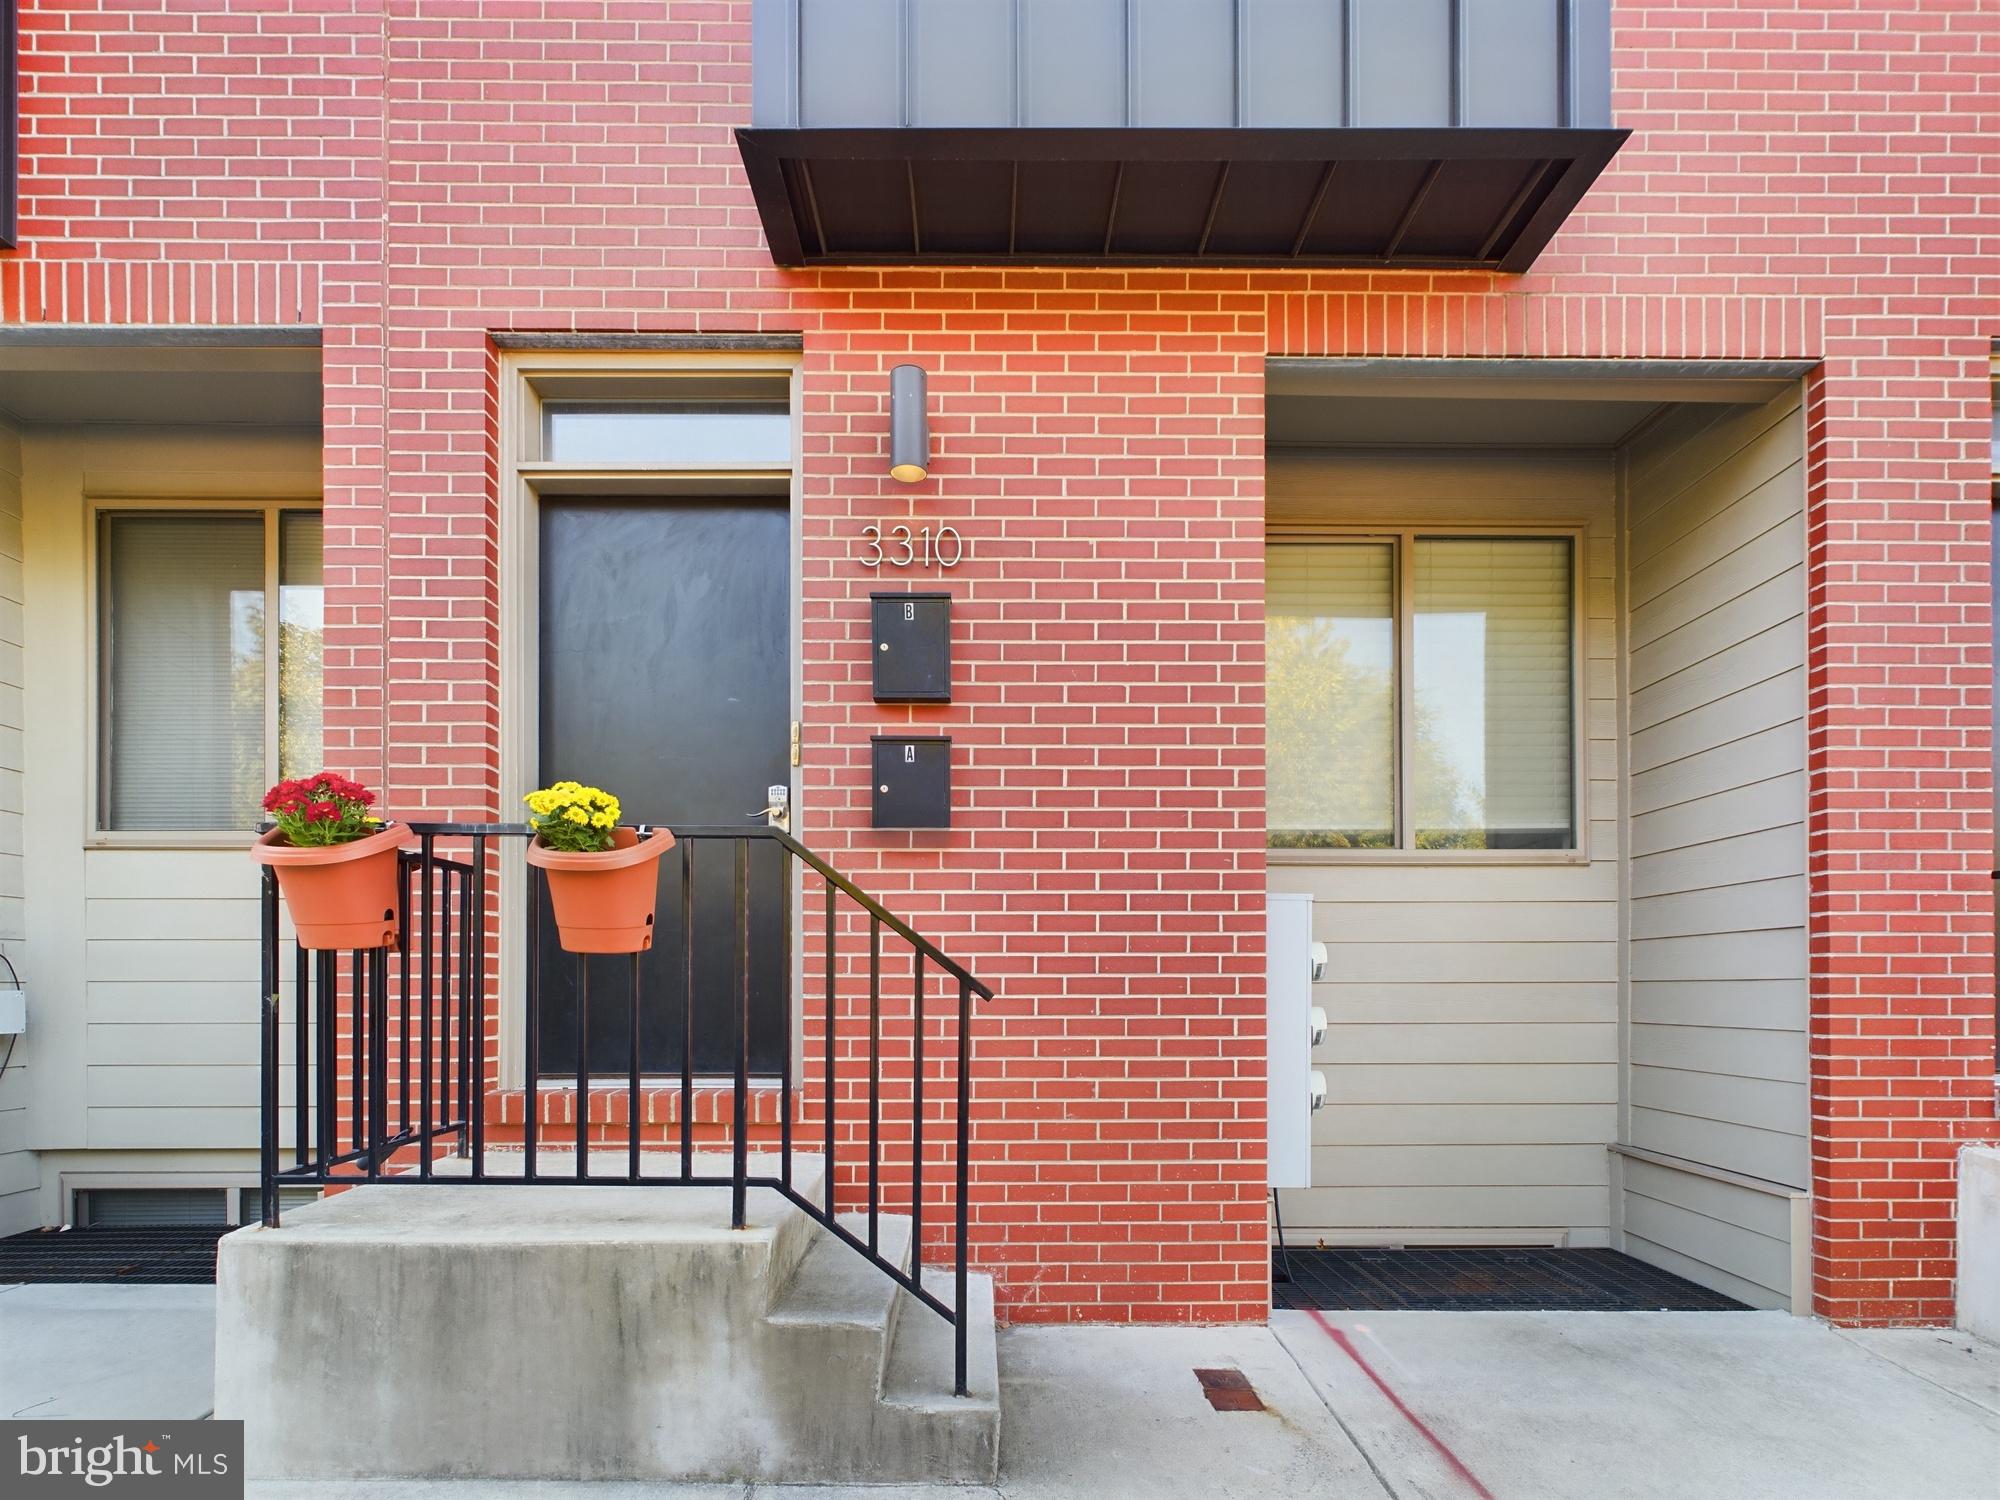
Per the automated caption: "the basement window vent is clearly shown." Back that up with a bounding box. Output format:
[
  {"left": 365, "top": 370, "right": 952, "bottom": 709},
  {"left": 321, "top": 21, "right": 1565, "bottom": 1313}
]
[{"left": 76, "top": 1189, "right": 231, "bottom": 1228}]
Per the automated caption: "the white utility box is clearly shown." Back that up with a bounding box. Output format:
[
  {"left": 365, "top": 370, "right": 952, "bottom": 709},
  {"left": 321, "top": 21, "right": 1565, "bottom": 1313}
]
[
  {"left": 1267, "top": 893, "right": 1316, "bottom": 1190},
  {"left": 0, "top": 985, "right": 23, "bottom": 1035}
]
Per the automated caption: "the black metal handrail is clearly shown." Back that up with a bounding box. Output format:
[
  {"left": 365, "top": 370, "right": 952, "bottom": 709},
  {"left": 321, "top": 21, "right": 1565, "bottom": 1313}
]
[{"left": 257, "top": 821, "right": 990, "bottom": 1395}]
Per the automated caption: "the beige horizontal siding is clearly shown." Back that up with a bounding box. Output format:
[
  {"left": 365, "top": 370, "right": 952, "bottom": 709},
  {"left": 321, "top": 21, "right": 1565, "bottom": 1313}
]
[
  {"left": 80, "top": 871, "right": 298, "bottom": 1154},
  {"left": 1617, "top": 389, "right": 1809, "bottom": 1309},
  {"left": 1319, "top": 1103, "right": 1618, "bottom": 1146},
  {"left": 0, "top": 427, "right": 28, "bottom": 1234}
]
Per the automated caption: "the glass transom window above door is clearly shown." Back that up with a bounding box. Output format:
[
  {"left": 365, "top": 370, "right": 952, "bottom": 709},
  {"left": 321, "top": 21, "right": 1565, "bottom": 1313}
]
[
  {"left": 541, "top": 398, "right": 790, "bottom": 468},
  {"left": 1267, "top": 532, "right": 1577, "bottom": 853},
  {"left": 97, "top": 507, "right": 324, "bottom": 834}
]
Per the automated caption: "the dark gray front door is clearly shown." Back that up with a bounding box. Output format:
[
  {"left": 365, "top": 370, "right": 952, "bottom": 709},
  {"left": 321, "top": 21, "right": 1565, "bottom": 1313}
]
[{"left": 537, "top": 497, "right": 789, "bottom": 1076}]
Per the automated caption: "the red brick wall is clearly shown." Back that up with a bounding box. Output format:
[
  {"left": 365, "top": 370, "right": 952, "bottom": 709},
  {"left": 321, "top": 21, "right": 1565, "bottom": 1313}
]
[{"left": 6, "top": 0, "right": 1994, "bottom": 1324}]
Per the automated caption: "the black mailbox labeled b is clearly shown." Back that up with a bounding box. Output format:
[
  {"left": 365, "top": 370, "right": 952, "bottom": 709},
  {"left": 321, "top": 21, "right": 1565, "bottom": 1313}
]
[
  {"left": 871, "top": 591, "right": 951, "bottom": 703},
  {"left": 872, "top": 735, "right": 951, "bottom": 829}
]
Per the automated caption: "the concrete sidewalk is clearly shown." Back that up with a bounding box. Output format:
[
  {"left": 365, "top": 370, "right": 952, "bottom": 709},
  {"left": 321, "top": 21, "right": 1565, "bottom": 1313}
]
[
  {"left": 0, "top": 1281, "right": 216, "bottom": 1421},
  {"left": 4, "top": 1283, "right": 1997, "bottom": 1497},
  {"left": 1274, "top": 1310, "right": 2000, "bottom": 1500}
]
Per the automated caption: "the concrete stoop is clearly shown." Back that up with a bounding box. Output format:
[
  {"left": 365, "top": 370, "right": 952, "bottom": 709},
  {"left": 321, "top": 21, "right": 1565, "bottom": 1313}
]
[{"left": 213, "top": 1152, "right": 999, "bottom": 1484}]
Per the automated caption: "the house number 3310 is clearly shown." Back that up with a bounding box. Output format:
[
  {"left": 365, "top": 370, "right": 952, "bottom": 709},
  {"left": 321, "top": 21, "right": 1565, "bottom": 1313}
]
[{"left": 859, "top": 523, "right": 964, "bottom": 571}]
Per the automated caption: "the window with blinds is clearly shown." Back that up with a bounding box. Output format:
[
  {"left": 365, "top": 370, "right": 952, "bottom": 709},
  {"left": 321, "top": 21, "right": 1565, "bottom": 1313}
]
[
  {"left": 1412, "top": 537, "right": 1574, "bottom": 850},
  {"left": 99, "top": 508, "right": 325, "bottom": 833},
  {"left": 1266, "top": 532, "right": 1576, "bottom": 853},
  {"left": 1266, "top": 541, "right": 1395, "bottom": 848}
]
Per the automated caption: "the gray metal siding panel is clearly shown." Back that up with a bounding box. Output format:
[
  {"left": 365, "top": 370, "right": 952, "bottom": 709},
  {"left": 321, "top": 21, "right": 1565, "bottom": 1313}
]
[
  {"left": 799, "top": 0, "right": 902, "bottom": 128},
  {"left": 910, "top": 0, "right": 1017, "bottom": 128},
  {"left": 1240, "top": 0, "right": 1344, "bottom": 127},
  {"left": 1132, "top": 0, "right": 1236, "bottom": 127},
  {"left": 764, "top": 0, "right": 1610, "bottom": 134},
  {"left": 749, "top": 0, "right": 798, "bottom": 128},
  {"left": 1570, "top": 0, "right": 1615, "bottom": 127},
  {"left": 1019, "top": 0, "right": 1128, "bottom": 127},
  {"left": 1463, "top": 1, "right": 1562, "bottom": 127},
  {"left": 1351, "top": 0, "right": 1451, "bottom": 127}
]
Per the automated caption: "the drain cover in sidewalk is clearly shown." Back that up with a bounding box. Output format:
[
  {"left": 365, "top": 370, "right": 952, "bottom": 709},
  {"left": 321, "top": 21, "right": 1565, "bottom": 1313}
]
[
  {"left": 1193, "top": 1368, "right": 1266, "bottom": 1412},
  {"left": 0, "top": 1225, "right": 228, "bottom": 1284},
  {"left": 1273, "top": 1247, "right": 1749, "bottom": 1312}
]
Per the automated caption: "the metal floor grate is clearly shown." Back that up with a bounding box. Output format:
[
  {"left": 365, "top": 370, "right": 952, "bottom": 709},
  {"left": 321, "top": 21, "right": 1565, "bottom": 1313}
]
[
  {"left": 0, "top": 1225, "right": 229, "bottom": 1285},
  {"left": 1273, "top": 1247, "right": 1750, "bottom": 1312}
]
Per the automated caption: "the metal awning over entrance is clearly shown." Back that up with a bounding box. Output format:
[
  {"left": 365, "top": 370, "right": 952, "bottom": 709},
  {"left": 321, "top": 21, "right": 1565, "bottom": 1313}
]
[
  {"left": 736, "top": 126, "right": 1628, "bottom": 272},
  {"left": 742, "top": 0, "right": 1625, "bottom": 273}
]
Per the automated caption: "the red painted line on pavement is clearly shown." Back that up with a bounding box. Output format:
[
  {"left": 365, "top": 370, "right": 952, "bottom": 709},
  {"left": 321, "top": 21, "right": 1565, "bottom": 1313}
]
[{"left": 1305, "top": 1308, "right": 1498, "bottom": 1500}]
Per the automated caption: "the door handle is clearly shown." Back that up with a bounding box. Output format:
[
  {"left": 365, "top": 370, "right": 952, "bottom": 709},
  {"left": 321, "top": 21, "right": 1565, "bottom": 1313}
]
[{"left": 748, "top": 784, "right": 791, "bottom": 834}]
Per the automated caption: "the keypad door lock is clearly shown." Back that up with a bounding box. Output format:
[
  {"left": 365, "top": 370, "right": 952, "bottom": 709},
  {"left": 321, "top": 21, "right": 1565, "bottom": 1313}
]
[{"left": 751, "top": 783, "right": 791, "bottom": 834}]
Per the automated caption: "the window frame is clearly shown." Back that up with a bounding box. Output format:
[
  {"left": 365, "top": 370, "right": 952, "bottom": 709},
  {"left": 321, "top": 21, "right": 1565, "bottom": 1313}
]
[
  {"left": 1266, "top": 522, "right": 1588, "bottom": 866},
  {"left": 89, "top": 498, "right": 325, "bottom": 846}
]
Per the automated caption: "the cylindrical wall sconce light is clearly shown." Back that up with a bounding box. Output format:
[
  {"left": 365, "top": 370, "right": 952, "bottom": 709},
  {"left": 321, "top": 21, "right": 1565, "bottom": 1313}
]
[{"left": 890, "top": 363, "right": 929, "bottom": 483}]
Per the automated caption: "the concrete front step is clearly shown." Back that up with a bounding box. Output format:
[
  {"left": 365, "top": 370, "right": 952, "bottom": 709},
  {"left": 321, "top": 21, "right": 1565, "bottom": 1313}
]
[
  {"left": 214, "top": 1153, "right": 998, "bottom": 1484},
  {"left": 764, "top": 1211, "right": 1001, "bottom": 1483}
]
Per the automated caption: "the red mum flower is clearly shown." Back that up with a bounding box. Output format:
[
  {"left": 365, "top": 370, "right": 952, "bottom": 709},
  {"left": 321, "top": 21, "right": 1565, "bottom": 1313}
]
[{"left": 262, "top": 779, "right": 307, "bottom": 813}]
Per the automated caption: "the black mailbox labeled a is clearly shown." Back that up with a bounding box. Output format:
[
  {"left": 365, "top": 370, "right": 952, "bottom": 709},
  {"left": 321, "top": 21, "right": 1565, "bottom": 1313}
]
[
  {"left": 872, "top": 735, "right": 951, "bottom": 829},
  {"left": 870, "top": 591, "right": 951, "bottom": 703}
]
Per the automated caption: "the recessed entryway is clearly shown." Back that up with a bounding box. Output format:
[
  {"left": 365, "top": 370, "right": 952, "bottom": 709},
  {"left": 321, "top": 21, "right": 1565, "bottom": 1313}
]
[{"left": 1266, "top": 356, "right": 1816, "bottom": 1314}]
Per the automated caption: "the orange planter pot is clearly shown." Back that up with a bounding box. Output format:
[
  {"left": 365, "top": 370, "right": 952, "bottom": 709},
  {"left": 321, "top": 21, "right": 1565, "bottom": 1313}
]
[
  {"left": 253, "top": 823, "right": 410, "bottom": 951},
  {"left": 525, "top": 825, "right": 676, "bottom": 954}
]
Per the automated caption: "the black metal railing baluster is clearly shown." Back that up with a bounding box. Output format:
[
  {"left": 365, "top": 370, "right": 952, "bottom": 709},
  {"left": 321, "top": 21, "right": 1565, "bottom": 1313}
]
[
  {"left": 628, "top": 951, "right": 641, "bottom": 1181},
  {"left": 399, "top": 854, "right": 413, "bottom": 1135},
  {"left": 419, "top": 836, "right": 435, "bottom": 1178},
  {"left": 780, "top": 846, "right": 792, "bottom": 1192},
  {"left": 260, "top": 871, "right": 280, "bottom": 1226},
  {"left": 262, "top": 992, "right": 280, "bottom": 1226},
  {"left": 731, "top": 839, "right": 749, "bottom": 1231},
  {"left": 576, "top": 955, "right": 590, "bottom": 1179},
  {"left": 437, "top": 864, "right": 454, "bottom": 1139},
  {"left": 680, "top": 839, "right": 694, "bottom": 1182},
  {"left": 315, "top": 949, "right": 335, "bottom": 1173},
  {"left": 525, "top": 863, "right": 540, "bottom": 1180},
  {"left": 457, "top": 860, "right": 474, "bottom": 1154},
  {"left": 351, "top": 949, "right": 365, "bottom": 1153},
  {"left": 912, "top": 948, "right": 924, "bottom": 1279},
  {"left": 955, "top": 974, "right": 972, "bottom": 1398},
  {"left": 294, "top": 939, "right": 309, "bottom": 1170},
  {"left": 868, "top": 914, "right": 881, "bottom": 1255},
  {"left": 470, "top": 836, "right": 487, "bottom": 1180},
  {"left": 368, "top": 946, "right": 389, "bottom": 1180},
  {"left": 824, "top": 876, "right": 836, "bottom": 1213}
]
